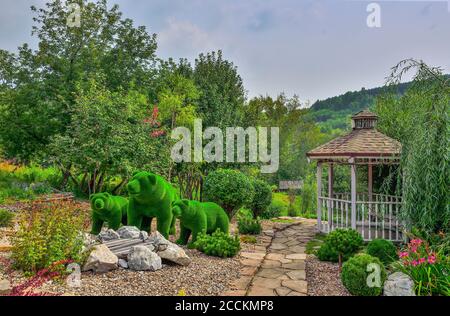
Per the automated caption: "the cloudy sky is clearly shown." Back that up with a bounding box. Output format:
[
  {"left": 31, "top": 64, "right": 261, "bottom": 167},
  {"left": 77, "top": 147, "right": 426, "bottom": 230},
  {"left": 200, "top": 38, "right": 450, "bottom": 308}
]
[{"left": 1, "top": 0, "right": 449, "bottom": 102}]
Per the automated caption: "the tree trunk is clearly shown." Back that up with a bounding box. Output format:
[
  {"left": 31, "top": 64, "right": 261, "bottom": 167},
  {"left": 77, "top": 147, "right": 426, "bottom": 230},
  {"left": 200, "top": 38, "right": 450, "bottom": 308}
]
[{"left": 112, "top": 178, "right": 127, "bottom": 195}]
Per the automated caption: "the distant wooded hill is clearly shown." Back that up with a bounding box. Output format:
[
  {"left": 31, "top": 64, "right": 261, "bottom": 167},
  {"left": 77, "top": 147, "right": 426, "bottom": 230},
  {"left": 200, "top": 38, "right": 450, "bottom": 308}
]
[
  {"left": 306, "top": 82, "right": 412, "bottom": 133},
  {"left": 307, "top": 75, "right": 449, "bottom": 133}
]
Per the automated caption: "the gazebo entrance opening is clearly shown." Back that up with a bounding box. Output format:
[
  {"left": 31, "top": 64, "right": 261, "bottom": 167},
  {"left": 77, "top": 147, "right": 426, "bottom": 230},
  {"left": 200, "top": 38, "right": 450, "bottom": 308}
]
[{"left": 307, "top": 111, "right": 403, "bottom": 241}]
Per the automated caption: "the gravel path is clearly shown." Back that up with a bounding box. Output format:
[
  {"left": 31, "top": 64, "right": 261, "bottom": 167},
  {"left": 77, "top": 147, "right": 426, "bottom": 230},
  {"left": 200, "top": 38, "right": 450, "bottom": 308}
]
[
  {"left": 306, "top": 255, "right": 350, "bottom": 296},
  {"left": 41, "top": 249, "right": 240, "bottom": 296}
]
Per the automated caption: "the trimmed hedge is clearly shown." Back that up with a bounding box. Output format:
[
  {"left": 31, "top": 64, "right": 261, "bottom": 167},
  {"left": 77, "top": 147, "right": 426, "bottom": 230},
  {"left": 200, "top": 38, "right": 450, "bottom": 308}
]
[
  {"left": 366, "top": 239, "right": 397, "bottom": 265},
  {"left": 341, "top": 254, "right": 387, "bottom": 296}
]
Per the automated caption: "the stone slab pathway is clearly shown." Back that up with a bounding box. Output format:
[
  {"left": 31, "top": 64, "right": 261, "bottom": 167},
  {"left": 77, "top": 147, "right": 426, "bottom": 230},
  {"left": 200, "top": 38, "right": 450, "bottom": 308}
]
[{"left": 224, "top": 219, "right": 317, "bottom": 296}]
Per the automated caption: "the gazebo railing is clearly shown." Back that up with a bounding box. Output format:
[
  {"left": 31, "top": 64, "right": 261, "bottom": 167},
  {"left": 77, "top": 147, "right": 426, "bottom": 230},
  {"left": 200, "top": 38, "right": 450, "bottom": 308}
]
[{"left": 318, "top": 194, "right": 404, "bottom": 242}]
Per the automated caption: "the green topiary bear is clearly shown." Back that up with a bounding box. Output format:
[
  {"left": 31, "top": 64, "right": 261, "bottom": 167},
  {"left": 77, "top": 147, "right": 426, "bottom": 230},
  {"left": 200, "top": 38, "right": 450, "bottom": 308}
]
[
  {"left": 126, "top": 171, "right": 178, "bottom": 238},
  {"left": 90, "top": 192, "right": 128, "bottom": 235},
  {"left": 172, "top": 199, "right": 230, "bottom": 245}
]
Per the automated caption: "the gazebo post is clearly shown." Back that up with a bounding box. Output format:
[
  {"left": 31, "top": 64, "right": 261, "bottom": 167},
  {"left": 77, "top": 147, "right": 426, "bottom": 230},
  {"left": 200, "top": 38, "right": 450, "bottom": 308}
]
[
  {"left": 328, "top": 163, "right": 334, "bottom": 230},
  {"left": 317, "top": 162, "right": 322, "bottom": 231},
  {"left": 350, "top": 159, "right": 357, "bottom": 230}
]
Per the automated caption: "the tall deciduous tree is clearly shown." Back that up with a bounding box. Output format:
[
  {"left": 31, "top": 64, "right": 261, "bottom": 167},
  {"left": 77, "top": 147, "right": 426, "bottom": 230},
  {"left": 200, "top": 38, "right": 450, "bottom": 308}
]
[
  {"left": 194, "top": 50, "right": 245, "bottom": 128},
  {"left": 0, "top": 0, "right": 157, "bottom": 162}
]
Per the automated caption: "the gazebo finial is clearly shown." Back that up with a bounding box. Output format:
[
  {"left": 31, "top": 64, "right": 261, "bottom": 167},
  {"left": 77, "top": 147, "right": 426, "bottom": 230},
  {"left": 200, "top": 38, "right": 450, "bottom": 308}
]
[{"left": 351, "top": 109, "right": 378, "bottom": 129}]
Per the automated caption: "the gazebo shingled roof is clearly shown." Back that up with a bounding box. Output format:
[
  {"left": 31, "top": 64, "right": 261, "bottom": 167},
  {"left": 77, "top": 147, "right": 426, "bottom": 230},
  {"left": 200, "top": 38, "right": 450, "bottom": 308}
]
[{"left": 307, "top": 110, "right": 401, "bottom": 160}]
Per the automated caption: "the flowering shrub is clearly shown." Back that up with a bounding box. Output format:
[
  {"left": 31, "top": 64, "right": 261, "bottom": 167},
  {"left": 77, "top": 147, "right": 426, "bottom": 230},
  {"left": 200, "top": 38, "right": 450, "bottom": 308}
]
[
  {"left": 11, "top": 202, "right": 87, "bottom": 274},
  {"left": 395, "top": 238, "right": 450, "bottom": 296}
]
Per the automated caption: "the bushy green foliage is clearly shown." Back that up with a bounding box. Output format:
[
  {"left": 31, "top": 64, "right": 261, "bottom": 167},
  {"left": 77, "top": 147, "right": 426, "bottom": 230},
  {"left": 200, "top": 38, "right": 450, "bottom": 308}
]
[
  {"left": 0, "top": 162, "right": 60, "bottom": 203},
  {"left": 0, "top": 0, "right": 158, "bottom": 162},
  {"left": 341, "top": 254, "right": 387, "bottom": 296},
  {"left": 366, "top": 239, "right": 397, "bottom": 265},
  {"left": 321, "top": 229, "right": 363, "bottom": 266},
  {"left": 300, "top": 173, "right": 317, "bottom": 214},
  {"left": 203, "top": 169, "right": 254, "bottom": 219},
  {"left": 260, "top": 203, "right": 283, "bottom": 219},
  {"left": 377, "top": 60, "right": 449, "bottom": 235},
  {"left": 247, "top": 179, "right": 272, "bottom": 218},
  {"left": 237, "top": 217, "right": 262, "bottom": 235},
  {"left": 192, "top": 230, "right": 241, "bottom": 258},
  {"left": 11, "top": 203, "right": 87, "bottom": 273},
  {"left": 0, "top": 209, "right": 14, "bottom": 227},
  {"left": 50, "top": 81, "right": 171, "bottom": 196},
  {"left": 317, "top": 243, "right": 350, "bottom": 263}
]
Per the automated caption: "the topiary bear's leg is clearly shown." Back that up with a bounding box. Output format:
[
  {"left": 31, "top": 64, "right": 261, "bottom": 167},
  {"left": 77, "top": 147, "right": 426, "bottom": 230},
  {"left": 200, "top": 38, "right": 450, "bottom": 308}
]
[
  {"left": 169, "top": 216, "right": 176, "bottom": 235},
  {"left": 157, "top": 213, "right": 173, "bottom": 239},
  {"left": 176, "top": 226, "right": 191, "bottom": 245},
  {"left": 217, "top": 214, "right": 230, "bottom": 234},
  {"left": 141, "top": 217, "right": 152, "bottom": 232},
  {"left": 109, "top": 213, "right": 123, "bottom": 231},
  {"left": 91, "top": 216, "right": 104, "bottom": 235}
]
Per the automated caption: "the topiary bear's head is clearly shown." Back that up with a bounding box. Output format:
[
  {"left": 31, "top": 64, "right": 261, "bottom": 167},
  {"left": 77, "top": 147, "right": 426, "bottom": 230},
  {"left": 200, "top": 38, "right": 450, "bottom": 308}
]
[
  {"left": 172, "top": 199, "right": 192, "bottom": 218},
  {"left": 90, "top": 192, "right": 112, "bottom": 211},
  {"left": 127, "top": 171, "right": 158, "bottom": 202}
]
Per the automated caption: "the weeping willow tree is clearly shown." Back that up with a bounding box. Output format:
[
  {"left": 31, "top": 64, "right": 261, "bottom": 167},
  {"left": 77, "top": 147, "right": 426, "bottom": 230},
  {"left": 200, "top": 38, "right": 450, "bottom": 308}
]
[{"left": 376, "top": 59, "right": 449, "bottom": 236}]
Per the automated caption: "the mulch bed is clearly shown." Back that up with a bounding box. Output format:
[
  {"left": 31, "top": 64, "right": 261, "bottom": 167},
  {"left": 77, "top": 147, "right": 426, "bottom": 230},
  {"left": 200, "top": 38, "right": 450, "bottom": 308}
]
[{"left": 306, "top": 255, "right": 351, "bottom": 296}]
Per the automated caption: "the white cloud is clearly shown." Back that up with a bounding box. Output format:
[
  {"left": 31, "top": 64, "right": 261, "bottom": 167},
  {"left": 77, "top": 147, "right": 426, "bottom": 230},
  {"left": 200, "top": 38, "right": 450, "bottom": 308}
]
[{"left": 157, "top": 17, "right": 217, "bottom": 59}]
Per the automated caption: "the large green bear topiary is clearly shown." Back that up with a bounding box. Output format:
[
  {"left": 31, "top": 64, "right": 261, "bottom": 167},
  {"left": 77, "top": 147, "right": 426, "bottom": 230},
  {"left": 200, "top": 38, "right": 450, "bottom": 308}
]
[
  {"left": 172, "top": 199, "right": 230, "bottom": 245},
  {"left": 90, "top": 192, "right": 128, "bottom": 235},
  {"left": 126, "top": 171, "right": 178, "bottom": 238}
]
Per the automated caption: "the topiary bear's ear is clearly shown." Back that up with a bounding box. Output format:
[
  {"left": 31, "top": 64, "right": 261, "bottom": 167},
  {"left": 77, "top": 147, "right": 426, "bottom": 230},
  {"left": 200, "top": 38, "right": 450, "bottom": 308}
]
[
  {"left": 181, "top": 199, "right": 189, "bottom": 207},
  {"left": 148, "top": 174, "right": 156, "bottom": 185},
  {"left": 89, "top": 194, "right": 95, "bottom": 201},
  {"left": 132, "top": 170, "right": 141, "bottom": 177},
  {"left": 103, "top": 192, "right": 111, "bottom": 197}
]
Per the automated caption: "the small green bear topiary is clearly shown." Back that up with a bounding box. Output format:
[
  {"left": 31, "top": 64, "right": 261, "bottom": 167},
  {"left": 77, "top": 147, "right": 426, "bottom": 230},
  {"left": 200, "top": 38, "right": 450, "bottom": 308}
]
[
  {"left": 127, "top": 171, "right": 178, "bottom": 238},
  {"left": 172, "top": 199, "right": 230, "bottom": 245},
  {"left": 90, "top": 192, "right": 128, "bottom": 235},
  {"left": 325, "top": 228, "right": 363, "bottom": 268},
  {"left": 192, "top": 230, "right": 241, "bottom": 258},
  {"left": 341, "top": 253, "right": 387, "bottom": 296},
  {"left": 366, "top": 239, "right": 397, "bottom": 265}
]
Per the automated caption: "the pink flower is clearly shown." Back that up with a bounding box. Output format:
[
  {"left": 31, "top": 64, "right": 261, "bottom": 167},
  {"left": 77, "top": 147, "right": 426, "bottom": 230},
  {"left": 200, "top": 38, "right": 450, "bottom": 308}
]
[
  {"left": 427, "top": 255, "right": 436, "bottom": 264},
  {"left": 419, "top": 258, "right": 426, "bottom": 264},
  {"left": 411, "top": 260, "right": 419, "bottom": 266},
  {"left": 399, "top": 252, "right": 409, "bottom": 259}
]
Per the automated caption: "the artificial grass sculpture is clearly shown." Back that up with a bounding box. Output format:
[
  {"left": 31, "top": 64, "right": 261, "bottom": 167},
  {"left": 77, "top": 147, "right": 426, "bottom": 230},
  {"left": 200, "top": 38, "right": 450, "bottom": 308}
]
[
  {"left": 90, "top": 192, "right": 128, "bottom": 235},
  {"left": 172, "top": 199, "right": 230, "bottom": 245},
  {"left": 127, "top": 171, "right": 178, "bottom": 238}
]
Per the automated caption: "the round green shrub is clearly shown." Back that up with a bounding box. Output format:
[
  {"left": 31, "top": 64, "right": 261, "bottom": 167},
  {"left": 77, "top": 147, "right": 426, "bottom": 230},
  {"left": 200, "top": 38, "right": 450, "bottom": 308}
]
[
  {"left": 317, "top": 242, "right": 353, "bottom": 263},
  {"left": 192, "top": 230, "right": 241, "bottom": 258},
  {"left": 341, "top": 254, "right": 387, "bottom": 296},
  {"left": 238, "top": 217, "right": 262, "bottom": 235},
  {"left": 326, "top": 229, "right": 363, "bottom": 265},
  {"left": 203, "top": 169, "right": 254, "bottom": 219},
  {"left": 247, "top": 179, "right": 272, "bottom": 218},
  {"left": 366, "top": 239, "right": 397, "bottom": 265}
]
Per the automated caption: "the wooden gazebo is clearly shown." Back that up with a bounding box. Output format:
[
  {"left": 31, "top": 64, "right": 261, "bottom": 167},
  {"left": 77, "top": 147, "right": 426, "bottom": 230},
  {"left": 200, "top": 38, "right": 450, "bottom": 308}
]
[{"left": 307, "top": 110, "right": 403, "bottom": 241}]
